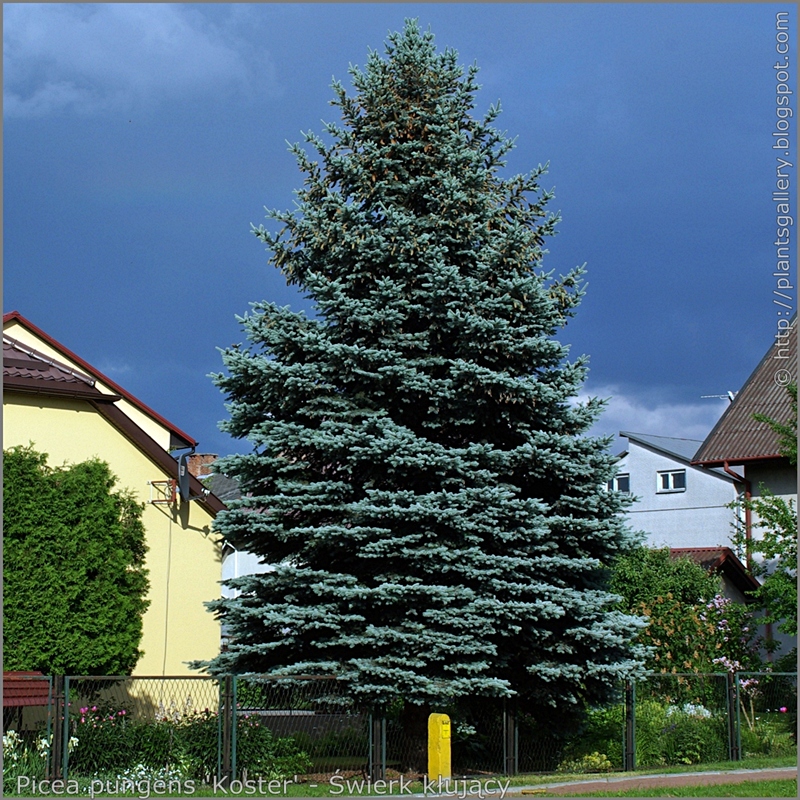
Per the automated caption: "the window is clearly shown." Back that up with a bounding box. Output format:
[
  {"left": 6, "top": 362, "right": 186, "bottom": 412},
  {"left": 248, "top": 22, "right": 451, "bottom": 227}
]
[
  {"left": 607, "top": 473, "right": 630, "bottom": 493},
  {"left": 657, "top": 469, "right": 686, "bottom": 492}
]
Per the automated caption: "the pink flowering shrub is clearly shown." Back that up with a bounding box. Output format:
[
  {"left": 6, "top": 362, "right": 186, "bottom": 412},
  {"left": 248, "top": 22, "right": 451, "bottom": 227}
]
[
  {"left": 637, "top": 593, "right": 762, "bottom": 675},
  {"left": 69, "top": 702, "right": 136, "bottom": 774}
]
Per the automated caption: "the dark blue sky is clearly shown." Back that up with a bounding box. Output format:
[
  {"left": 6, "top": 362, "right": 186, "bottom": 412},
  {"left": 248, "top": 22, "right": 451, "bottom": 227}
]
[{"left": 4, "top": 4, "right": 796, "bottom": 455}]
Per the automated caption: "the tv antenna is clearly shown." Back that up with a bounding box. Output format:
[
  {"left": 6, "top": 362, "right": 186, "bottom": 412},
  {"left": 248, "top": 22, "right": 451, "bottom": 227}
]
[{"left": 700, "top": 391, "right": 737, "bottom": 402}]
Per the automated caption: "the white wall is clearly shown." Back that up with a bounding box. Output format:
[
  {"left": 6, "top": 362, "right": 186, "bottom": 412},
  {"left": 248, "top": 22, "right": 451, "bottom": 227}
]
[
  {"left": 743, "top": 461, "right": 797, "bottom": 660},
  {"left": 617, "top": 441, "right": 740, "bottom": 549},
  {"left": 221, "top": 548, "right": 274, "bottom": 599},
  {"left": 745, "top": 463, "right": 797, "bottom": 504}
]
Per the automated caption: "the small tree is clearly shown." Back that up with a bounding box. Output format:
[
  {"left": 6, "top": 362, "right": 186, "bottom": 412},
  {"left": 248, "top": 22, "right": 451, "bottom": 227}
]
[
  {"left": 610, "top": 547, "right": 721, "bottom": 609},
  {"left": 610, "top": 547, "right": 761, "bottom": 673},
  {"left": 206, "top": 22, "right": 645, "bottom": 717},
  {"left": 743, "top": 489, "right": 797, "bottom": 639},
  {"left": 736, "top": 383, "right": 797, "bottom": 660},
  {"left": 3, "top": 446, "right": 150, "bottom": 675}
]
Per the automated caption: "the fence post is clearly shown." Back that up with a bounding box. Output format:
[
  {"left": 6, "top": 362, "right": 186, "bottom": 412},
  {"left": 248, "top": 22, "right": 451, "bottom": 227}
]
[
  {"left": 727, "top": 672, "right": 741, "bottom": 761},
  {"left": 624, "top": 680, "right": 635, "bottom": 771},
  {"left": 735, "top": 674, "right": 742, "bottom": 760},
  {"left": 221, "top": 675, "right": 233, "bottom": 784},
  {"left": 503, "top": 704, "right": 518, "bottom": 776},
  {"left": 49, "top": 676, "right": 64, "bottom": 781},
  {"left": 369, "top": 713, "right": 386, "bottom": 781},
  {"left": 231, "top": 676, "right": 238, "bottom": 782},
  {"left": 44, "top": 676, "right": 54, "bottom": 781},
  {"left": 217, "top": 680, "right": 222, "bottom": 783},
  {"left": 62, "top": 677, "right": 71, "bottom": 781}
]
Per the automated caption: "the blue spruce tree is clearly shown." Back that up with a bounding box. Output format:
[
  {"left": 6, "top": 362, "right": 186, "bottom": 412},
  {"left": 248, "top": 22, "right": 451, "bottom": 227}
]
[{"left": 207, "top": 22, "right": 644, "bottom": 717}]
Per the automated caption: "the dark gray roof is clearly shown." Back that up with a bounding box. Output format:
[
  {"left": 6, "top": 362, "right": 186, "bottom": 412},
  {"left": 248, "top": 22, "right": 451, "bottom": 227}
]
[
  {"left": 202, "top": 473, "right": 241, "bottom": 504},
  {"left": 621, "top": 431, "right": 705, "bottom": 462}
]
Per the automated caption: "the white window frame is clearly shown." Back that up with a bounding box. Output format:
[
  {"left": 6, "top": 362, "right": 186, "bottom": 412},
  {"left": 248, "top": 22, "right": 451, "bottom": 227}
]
[
  {"left": 608, "top": 473, "right": 631, "bottom": 494},
  {"left": 656, "top": 469, "right": 686, "bottom": 493}
]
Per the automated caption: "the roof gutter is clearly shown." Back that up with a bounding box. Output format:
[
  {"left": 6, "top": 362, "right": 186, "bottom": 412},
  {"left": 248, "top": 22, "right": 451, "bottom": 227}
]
[
  {"left": 3, "top": 377, "right": 121, "bottom": 404},
  {"left": 722, "top": 461, "right": 752, "bottom": 570},
  {"left": 692, "top": 453, "right": 786, "bottom": 467}
]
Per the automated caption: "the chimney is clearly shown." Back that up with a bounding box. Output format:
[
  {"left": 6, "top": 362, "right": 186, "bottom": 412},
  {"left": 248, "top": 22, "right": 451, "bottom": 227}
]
[{"left": 187, "top": 453, "right": 218, "bottom": 478}]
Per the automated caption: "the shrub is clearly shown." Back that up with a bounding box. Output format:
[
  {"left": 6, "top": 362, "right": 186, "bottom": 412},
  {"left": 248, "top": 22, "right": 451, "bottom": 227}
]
[
  {"left": 69, "top": 704, "right": 137, "bottom": 775},
  {"left": 236, "top": 715, "right": 312, "bottom": 779},
  {"left": 3, "top": 446, "right": 149, "bottom": 675},
  {"left": 559, "top": 705, "right": 624, "bottom": 771},
  {"left": 740, "top": 714, "right": 797, "bottom": 758},
  {"left": 635, "top": 699, "right": 727, "bottom": 767},
  {"left": 560, "top": 697, "right": 731, "bottom": 771},
  {"left": 65, "top": 703, "right": 310, "bottom": 783},
  {"left": 557, "top": 751, "right": 613, "bottom": 774},
  {"left": 172, "top": 708, "right": 219, "bottom": 782},
  {"left": 659, "top": 708, "right": 727, "bottom": 765}
]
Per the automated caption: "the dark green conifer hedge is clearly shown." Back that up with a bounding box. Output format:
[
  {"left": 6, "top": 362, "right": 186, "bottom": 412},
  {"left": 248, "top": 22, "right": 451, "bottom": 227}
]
[{"left": 3, "top": 445, "right": 149, "bottom": 675}]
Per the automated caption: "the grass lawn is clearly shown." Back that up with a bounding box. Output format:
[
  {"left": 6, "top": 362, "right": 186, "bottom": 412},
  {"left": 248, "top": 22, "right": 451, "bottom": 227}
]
[
  {"left": 5, "top": 757, "right": 796, "bottom": 797},
  {"left": 558, "top": 778, "right": 797, "bottom": 796},
  {"left": 498, "top": 755, "right": 797, "bottom": 788},
  {"left": 8, "top": 776, "right": 796, "bottom": 798}
]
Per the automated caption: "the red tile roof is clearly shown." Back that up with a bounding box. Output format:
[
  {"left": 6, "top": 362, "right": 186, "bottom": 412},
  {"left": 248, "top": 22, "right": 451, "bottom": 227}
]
[
  {"left": 3, "top": 323, "right": 225, "bottom": 516},
  {"left": 2, "top": 672, "right": 50, "bottom": 707},
  {"left": 670, "top": 547, "right": 760, "bottom": 596},
  {"left": 4, "top": 335, "right": 122, "bottom": 403},
  {"left": 693, "top": 319, "right": 796, "bottom": 466},
  {"left": 3, "top": 311, "right": 197, "bottom": 449},
  {"left": 5, "top": 336, "right": 95, "bottom": 386}
]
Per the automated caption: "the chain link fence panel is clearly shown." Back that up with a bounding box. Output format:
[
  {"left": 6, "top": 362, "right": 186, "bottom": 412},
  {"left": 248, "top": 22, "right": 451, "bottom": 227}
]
[
  {"left": 4, "top": 670, "right": 795, "bottom": 792},
  {"left": 63, "top": 676, "right": 223, "bottom": 784}
]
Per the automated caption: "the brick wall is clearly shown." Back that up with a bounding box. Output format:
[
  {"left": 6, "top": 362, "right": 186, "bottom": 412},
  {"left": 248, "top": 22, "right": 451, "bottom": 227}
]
[{"left": 186, "top": 453, "right": 217, "bottom": 477}]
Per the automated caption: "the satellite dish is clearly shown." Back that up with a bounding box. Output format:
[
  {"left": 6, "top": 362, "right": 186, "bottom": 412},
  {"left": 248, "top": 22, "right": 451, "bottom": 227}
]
[{"left": 178, "top": 451, "right": 194, "bottom": 502}]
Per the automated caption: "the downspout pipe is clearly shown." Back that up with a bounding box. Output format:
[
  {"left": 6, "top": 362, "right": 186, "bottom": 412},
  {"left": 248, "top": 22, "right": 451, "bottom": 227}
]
[{"left": 723, "top": 461, "right": 752, "bottom": 570}]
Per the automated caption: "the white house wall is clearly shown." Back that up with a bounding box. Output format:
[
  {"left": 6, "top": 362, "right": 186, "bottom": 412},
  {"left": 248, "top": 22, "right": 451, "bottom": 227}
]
[
  {"left": 221, "top": 548, "right": 274, "bottom": 599},
  {"left": 745, "top": 463, "right": 797, "bottom": 504},
  {"left": 617, "top": 441, "right": 740, "bottom": 549},
  {"left": 744, "top": 461, "right": 797, "bottom": 660}
]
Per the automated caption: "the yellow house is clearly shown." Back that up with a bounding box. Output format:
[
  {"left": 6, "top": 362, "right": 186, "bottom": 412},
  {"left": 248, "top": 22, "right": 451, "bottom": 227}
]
[{"left": 3, "top": 311, "right": 224, "bottom": 676}]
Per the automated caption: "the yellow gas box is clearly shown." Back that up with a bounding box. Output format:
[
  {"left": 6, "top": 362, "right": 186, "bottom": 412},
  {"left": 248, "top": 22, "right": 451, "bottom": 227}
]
[{"left": 428, "top": 713, "right": 451, "bottom": 779}]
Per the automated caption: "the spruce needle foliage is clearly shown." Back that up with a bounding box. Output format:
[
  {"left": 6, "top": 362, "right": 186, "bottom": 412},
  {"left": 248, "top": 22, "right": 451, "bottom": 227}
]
[
  {"left": 3, "top": 445, "right": 149, "bottom": 675},
  {"left": 206, "top": 22, "right": 645, "bottom": 710}
]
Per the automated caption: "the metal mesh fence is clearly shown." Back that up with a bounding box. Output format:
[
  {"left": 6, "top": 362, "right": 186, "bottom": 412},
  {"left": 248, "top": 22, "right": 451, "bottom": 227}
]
[
  {"left": 63, "top": 676, "right": 223, "bottom": 783},
  {"left": 737, "top": 672, "right": 797, "bottom": 760},
  {"left": 448, "top": 701, "right": 505, "bottom": 776},
  {"left": 633, "top": 673, "right": 731, "bottom": 768},
  {"left": 234, "top": 677, "right": 368, "bottom": 780},
  {"left": 3, "top": 671, "right": 795, "bottom": 789},
  {"left": 516, "top": 691, "right": 628, "bottom": 774},
  {"left": 380, "top": 699, "right": 506, "bottom": 778}
]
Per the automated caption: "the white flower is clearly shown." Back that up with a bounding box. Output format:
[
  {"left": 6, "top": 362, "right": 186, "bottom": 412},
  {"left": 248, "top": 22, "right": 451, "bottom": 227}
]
[
  {"left": 665, "top": 703, "right": 712, "bottom": 719},
  {"left": 3, "top": 730, "right": 23, "bottom": 760}
]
